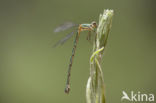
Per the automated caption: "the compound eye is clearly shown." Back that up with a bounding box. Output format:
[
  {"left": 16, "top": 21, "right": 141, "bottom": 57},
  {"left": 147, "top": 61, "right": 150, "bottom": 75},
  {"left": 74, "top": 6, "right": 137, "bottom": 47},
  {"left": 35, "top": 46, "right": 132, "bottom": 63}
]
[{"left": 92, "top": 21, "right": 97, "bottom": 27}]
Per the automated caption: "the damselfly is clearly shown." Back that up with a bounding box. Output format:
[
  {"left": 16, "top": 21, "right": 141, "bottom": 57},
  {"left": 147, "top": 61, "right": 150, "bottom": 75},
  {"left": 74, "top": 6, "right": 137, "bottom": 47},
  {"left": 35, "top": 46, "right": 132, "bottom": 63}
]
[{"left": 54, "top": 21, "right": 97, "bottom": 94}]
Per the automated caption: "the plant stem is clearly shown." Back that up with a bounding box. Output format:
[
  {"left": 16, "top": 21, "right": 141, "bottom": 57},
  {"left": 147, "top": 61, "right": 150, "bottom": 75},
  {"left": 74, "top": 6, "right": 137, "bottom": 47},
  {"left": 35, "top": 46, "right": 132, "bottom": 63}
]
[{"left": 86, "top": 9, "right": 114, "bottom": 103}]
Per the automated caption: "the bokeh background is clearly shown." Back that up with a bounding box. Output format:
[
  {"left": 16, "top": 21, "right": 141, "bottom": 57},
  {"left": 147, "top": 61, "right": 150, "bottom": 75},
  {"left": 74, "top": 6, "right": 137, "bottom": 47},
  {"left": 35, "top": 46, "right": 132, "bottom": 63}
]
[{"left": 0, "top": 0, "right": 156, "bottom": 103}]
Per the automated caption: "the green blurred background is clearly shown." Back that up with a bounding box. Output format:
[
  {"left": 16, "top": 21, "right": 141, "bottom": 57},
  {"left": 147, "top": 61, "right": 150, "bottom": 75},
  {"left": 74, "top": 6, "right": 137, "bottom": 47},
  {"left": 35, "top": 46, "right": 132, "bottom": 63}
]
[{"left": 1, "top": 0, "right": 156, "bottom": 103}]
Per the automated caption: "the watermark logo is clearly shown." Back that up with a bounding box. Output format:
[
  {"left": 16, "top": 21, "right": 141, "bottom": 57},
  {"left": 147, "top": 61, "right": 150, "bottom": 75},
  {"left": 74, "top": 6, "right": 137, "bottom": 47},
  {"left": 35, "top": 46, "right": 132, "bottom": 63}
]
[{"left": 121, "top": 91, "right": 154, "bottom": 102}]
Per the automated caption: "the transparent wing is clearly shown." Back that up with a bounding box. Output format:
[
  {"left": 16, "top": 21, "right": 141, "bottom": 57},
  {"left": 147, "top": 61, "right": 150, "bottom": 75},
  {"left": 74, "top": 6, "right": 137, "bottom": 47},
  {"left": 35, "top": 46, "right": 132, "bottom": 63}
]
[
  {"left": 54, "top": 22, "right": 78, "bottom": 33},
  {"left": 53, "top": 31, "right": 76, "bottom": 47}
]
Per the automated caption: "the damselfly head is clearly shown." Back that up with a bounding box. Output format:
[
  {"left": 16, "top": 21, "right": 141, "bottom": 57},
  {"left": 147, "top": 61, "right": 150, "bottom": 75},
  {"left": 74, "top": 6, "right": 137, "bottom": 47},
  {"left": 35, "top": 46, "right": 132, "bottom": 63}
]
[{"left": 91, "top": 21, "right": 97, "bottom": 28}]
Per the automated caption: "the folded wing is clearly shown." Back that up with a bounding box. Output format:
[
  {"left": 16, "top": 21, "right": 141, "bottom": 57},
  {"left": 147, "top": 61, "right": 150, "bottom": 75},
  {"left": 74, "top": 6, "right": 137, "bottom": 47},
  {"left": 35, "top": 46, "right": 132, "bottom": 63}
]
[
  {"left": 53, "top": 31, "right": 76, "bottom": 47},
  {"left": 54, "top": 22, "right": 78, "bottom": 33}
]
